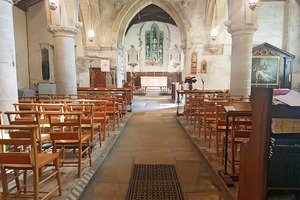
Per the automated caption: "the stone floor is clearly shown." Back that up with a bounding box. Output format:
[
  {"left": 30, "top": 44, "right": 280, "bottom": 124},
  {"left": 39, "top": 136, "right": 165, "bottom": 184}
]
[{"left": 80, "top": 95, "right": 232, "bottom": 200}]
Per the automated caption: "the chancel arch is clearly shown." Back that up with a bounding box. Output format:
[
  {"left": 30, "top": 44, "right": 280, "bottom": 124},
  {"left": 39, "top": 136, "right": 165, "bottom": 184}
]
[{"left": 113, "top": 0, "right": 191, "bottom": 49}]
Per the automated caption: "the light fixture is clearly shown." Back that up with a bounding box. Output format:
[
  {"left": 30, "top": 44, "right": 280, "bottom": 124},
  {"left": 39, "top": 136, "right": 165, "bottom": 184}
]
[
  {"left": 88, "top": 29, "right": 95, "bottom": 42},
  {"left": 249, "top": 0, "right": 259, "bottom": 10},
  {"left": 211, "top": 29, "right": 217, "bottom": 41},
  {"left": 49, "top": 0, "right": 58, "bottom": 10}
]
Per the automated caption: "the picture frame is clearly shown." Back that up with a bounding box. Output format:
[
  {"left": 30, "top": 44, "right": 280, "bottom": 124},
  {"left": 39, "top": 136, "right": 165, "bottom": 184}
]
[
  {"left": 251, "top": 56, "right": 280, "bottom": 86},
  {"left": 201, "top": 59, "right": 207, "bottom": 73},
  {"left": 100, "top": 59, "right": 110, "bottom": 72}
]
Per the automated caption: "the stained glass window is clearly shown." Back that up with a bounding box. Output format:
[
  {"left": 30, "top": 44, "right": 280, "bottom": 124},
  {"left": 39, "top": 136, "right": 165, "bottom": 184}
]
[
  {"left": 146, "top": 33, "right": 150, "bottom": 62},
  {"left": 145, "top": 25, "right": 163, "bottom": 64}
]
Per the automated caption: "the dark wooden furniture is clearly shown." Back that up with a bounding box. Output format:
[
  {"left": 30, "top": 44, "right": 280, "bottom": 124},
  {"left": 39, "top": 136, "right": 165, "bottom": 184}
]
[
  {"left": 238, "top": 87, "right": 300, "bottom": 200},
  {"left": 90, "top": 67, "right": 116, "bottom": 88},
  {"left": 218, "top": 101, "right": 251, "bottom": 187},
  {"left": 252, "top": 43, "right": 295, "bottom": 89}
]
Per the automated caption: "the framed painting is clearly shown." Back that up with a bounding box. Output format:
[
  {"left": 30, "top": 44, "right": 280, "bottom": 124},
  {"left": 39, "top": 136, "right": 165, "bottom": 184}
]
[
  {"left": 251, "top": 56, "right": 280, "bottom": 85},
  {"left": 201, "top": 59, "right": 207, "bottom": 73}
]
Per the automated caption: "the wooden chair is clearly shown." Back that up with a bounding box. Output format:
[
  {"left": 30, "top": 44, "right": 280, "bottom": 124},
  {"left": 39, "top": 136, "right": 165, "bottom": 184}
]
[
  {"left": 47, "top": 112, "right": 92, "bottom": 178},
  {"left": 0, "top": 125, "right": 62, "bottom": 199},
  {"left": 66, "top": 103, "right": 102, "bottom": 146},
  {"left": 93, "top": 102, "right": 110, "bottom": 144},
  {"left": 199, "top": 101, "right": 217, "bottom": 142},
  {"left": 5, "top": 111, "right": 50, "bottom": 153},
  {"left": 209, "top": 105, "right": 229, "bottom": 156},
  {"left": 104, "top": 98, "right": 120, "bottom": 131},
  {"left": 222, "top": 118, "right": 251, "bottom": 173}
]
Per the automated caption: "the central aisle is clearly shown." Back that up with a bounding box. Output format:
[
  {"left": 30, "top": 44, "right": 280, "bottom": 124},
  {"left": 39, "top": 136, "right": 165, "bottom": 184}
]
[{"left": 80, "top": 96, "right": 230, "bottom": 200}]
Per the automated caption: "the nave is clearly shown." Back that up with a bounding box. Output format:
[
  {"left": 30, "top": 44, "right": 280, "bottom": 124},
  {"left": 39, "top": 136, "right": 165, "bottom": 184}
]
[{"left": 80, "top": 96, "right": 230, "bottom": 200}]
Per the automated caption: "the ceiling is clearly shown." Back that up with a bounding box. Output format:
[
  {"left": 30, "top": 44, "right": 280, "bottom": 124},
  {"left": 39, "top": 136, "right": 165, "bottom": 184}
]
[
  {"left": 125, "top": 4, "right": 177, "bottom": 35},
  {"left": 15, "top": 0, "right": 44, "bottom": 11}
]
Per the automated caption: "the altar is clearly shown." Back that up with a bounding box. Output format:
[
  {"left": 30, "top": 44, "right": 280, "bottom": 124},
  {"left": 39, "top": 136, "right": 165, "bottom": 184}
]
[{"left": 141, "top": 76, "right": 167, "bottom": 89}]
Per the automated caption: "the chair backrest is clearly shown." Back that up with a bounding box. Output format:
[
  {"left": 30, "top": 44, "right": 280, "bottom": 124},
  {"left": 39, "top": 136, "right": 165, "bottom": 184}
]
[
  {"left": 204, "top": 101, "right": 217, "bottom": 119},
  {"left": 0, "top": 125, "right": 38, "bottom": 167},
  {"left": 5, "top": 111, "right": 42, "bottom": 141},
  {"left": 14, "top": 103, "right": 38, "bottom": 112},
  {"left": 38, "top": 104, "right": 64, "bottom": 119},
  {"left": 93, "top": 101, "right": 107, "bottom": 118},
  {"left": 66, "top": 104, "right": 94, "bottom": 125},
  {"left": 47, "top": 112, "right": 83, "bottom": 141}
]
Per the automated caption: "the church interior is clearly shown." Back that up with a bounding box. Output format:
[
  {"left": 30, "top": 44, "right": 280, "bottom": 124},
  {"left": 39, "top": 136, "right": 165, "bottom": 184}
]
[{"left": 0, "top": 0, "right": 300, "bottom": 199}]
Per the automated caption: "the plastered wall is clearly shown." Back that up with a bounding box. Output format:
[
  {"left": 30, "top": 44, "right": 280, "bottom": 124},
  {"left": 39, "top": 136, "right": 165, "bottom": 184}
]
[{"left": 13, "top": 7, "right": 29, "bottom": 89}]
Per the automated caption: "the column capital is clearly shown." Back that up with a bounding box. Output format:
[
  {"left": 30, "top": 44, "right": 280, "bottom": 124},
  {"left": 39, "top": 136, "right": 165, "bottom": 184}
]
[
  {"left": 48, "top": 26, "right": 79, "bottom": 38},
  {"left": 228, "top": 23, "right": 258, "bottom": 37}
]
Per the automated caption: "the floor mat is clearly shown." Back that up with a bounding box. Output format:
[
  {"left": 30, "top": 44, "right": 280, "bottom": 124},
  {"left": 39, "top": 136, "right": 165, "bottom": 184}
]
[{"left": 125, "top": 164, "right": 185, "bottom": 200}]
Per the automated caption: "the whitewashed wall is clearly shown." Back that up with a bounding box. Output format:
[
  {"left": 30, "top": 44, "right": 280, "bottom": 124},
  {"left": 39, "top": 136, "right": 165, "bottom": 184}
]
[
  {"left": 253, "top": 2, "right": 285, "bottom": 48},
  {"left": 13, "top": 7, "right": 29, "bottom": 89}
]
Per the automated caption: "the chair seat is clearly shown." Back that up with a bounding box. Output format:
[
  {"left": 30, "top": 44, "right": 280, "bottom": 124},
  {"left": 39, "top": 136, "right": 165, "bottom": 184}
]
[
  {"left": 54, "top": 134, "right": 90, "bottom": 144},
  {"left": 3, "top": 152, "right": 60, "bottom": 169},
  {"left": 94, "top": 116, "right": 109, "bottom": 121},
  {"left": 210, "top": 124, "right": 228, "bottom": 131},
  {"left": 41, "top": 133, "right": 50, "bottom": 142}
]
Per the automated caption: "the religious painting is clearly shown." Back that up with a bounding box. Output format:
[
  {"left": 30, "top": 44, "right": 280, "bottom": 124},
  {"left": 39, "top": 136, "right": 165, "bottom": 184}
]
[
  {"left": 200, "top": 59, "right": 207, "bottom": 73},
  {"left": 251, "top": 56, "right": 280, "bottom": 85}
]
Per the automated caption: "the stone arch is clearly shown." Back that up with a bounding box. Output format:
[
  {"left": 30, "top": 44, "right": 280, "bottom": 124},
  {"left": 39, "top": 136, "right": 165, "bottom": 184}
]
[{"left": 112, "top": 0, "right": 191, "bottom": 49}]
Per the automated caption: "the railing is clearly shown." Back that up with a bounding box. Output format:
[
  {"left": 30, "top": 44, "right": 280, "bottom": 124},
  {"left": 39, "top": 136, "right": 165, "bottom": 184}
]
[
  {"left": 133, "top": 86, "right": 147, "bottom": 95},
  {"left": 160, "top": 86, "right": 172, "bottom": 95},
  {"left": 133, "top": 86, "right": 172, "bottom": 95}
]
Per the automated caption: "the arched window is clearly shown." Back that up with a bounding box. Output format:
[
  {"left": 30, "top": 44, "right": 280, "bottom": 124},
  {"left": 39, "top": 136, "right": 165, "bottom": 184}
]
[{"left": 145, "top": 24, "right": 163, "bottom": 64}]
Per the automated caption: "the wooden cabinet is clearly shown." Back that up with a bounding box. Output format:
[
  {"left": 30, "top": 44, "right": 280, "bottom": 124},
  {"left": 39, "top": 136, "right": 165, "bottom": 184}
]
[
  {"left": 90, "top": 68, "right": 116, "bottom": 88},
  {"left": 238, "top": 87, "right": 300, "bottom": 200},
  {"left": 252, "top": 43, "right": 295, "bottom": 89}
]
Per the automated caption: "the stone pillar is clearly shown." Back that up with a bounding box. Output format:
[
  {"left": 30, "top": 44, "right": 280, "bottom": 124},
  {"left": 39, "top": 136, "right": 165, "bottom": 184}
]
[
  {"left": 49, "top": 27, "right": 78, "bottom": 95},
  {"left": 0, "top": 0, "right": 18, "bottom": 115},
  {"left": 228, "top": 24, "right": 258, "bottom": 96}
]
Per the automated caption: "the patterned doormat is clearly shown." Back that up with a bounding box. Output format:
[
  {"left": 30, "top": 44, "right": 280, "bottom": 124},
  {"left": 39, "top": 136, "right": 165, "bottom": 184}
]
[{"left": 125, "top": 164, "right": 185, "bottom": 200}]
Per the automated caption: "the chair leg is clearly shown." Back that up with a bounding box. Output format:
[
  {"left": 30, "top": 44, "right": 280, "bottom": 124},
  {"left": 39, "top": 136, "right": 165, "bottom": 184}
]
[
  {"left": 54, "top": 158, "right": 62, "bottom": 196},
  {"left": 112, "top": 114, "right": 115, "bottom": 131},
  {"left": 216, "top": 130, "right": 219, "bottom": 157},
  {"left": 209, "top": 127, "right": 212, "bottom": 149},
  {"left": 24, "top": 170, "right": 27, "bottom": 193},
  {"left": 198, "top": 118, "right": 202, "bottom": 137},
  {"left": 78, "top": 143, "right": 82, "bottom": 178},
  {"left": 107, "top": 119, "right": 110, "bottom": 137},
  {"left": 231, "top": 141, "right": 235, "bottom": 174},
  {"left": 99, "top": 125, "right": 102, "bottom": 148},
  {"left": 204, "top": 120, "right": 207, "bottom": 142},
  {"left": 33, "top": 167, "right": 39, "bottom": 200},
  {"left": 1, "top": 166, "right": 9, "bottom": 199},
  {"left": 14, "top": 169, "right": 21, "bottom": 192},
  {"left": 87, "top": 140, "right": 92, "bottom": 166}
]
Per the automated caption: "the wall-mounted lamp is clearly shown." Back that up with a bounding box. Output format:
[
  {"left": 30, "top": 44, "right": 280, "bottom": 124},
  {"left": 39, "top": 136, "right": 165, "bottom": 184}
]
[
  {"left": 49, "top": 0, "right": 58, "bottom": 10},
  {"left": 88, "top": 29, "right": 95, "bottom": 42},
  {"left": 249, "top": 0, "right": 259, "bottom": 10},
  {"left": 211, "top": 29, "right": 217, "bottom": 41}
]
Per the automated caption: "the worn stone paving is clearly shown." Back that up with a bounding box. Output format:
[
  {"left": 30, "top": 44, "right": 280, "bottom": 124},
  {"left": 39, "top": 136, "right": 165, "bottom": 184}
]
[{"left": 80, "top": 96, "right": 231, "bottom": 200}]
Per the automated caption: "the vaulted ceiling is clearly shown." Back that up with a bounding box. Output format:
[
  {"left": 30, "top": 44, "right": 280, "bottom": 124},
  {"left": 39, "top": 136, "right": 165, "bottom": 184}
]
[{"left": 125, "top": 4, "right": 177, "bottom": 35}]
